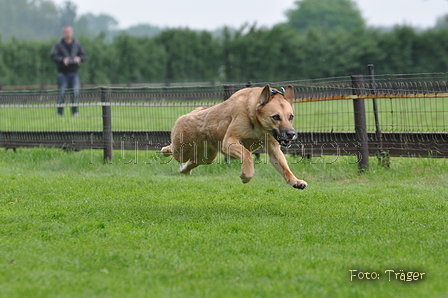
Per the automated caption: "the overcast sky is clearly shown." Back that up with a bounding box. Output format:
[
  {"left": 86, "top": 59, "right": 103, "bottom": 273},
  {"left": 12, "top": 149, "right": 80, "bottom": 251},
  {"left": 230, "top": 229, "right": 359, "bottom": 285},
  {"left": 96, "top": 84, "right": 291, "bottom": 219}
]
[{"left": 52, "top": 0, "right": 448, "bottom": 30}]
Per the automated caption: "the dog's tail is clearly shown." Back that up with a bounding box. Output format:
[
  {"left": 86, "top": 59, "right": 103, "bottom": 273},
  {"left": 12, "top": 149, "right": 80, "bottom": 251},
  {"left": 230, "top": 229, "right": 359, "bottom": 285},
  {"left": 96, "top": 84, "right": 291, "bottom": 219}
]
[{"left": 161, "top": 145, "right": 172, "bottom": 157}]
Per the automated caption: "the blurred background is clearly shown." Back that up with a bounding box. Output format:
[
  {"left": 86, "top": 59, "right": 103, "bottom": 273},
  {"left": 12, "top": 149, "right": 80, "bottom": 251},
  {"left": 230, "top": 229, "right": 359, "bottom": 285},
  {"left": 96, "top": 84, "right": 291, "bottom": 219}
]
[{"left": 1, "top": 0, "right": 448, "bottom": 85}]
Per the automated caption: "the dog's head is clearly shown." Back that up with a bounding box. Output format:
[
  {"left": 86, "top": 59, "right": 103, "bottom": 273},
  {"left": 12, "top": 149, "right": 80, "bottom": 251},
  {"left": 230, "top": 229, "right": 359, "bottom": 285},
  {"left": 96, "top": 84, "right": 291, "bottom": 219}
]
[{"left": 256, "top": 84, "right": 297, "bottom": 148}]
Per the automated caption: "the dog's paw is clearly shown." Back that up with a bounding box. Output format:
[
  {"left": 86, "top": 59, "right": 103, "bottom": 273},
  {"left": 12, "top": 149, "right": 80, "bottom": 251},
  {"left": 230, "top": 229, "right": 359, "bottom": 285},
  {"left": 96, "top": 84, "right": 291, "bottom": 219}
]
[
  {"left": 240, "top": 173, "right": 253, "bottom": 184},
  {"left": 292, "top": 180, "right": 307, "bottom": 190},
  {"left": 161, "top": 145, "right": 172, "bottom": 157},
  {"left": 179, "top": 164, "right": 192, "bottom": 175}
]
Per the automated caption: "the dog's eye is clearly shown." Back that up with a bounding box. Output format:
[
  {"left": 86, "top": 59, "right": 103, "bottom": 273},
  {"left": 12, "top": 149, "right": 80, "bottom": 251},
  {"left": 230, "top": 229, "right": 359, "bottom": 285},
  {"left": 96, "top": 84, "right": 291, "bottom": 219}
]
[
  {"left": 271, "top": 115, "right": 281, "bottom": 121},
  {"left": 289, "top": 115, "right": 294, "bottom": 121}
]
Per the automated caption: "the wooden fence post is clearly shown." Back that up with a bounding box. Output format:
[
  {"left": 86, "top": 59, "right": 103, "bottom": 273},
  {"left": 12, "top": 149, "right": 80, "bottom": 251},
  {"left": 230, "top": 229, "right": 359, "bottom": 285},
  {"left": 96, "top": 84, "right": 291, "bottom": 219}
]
[
  {"left": 367, "top": 64, "right": 389, "bottom": 168},
  {"left": 223, "top": 85, "right": 234, "bottom": 101},
  {"left": 368, "top": 65, "right": 383, "bottom": 153},
  {"left": 351, "top": 75, "right": 369, "bottom": 172},
  {"left": 101, "top": 87, "right": 113, "bottom": 162}
]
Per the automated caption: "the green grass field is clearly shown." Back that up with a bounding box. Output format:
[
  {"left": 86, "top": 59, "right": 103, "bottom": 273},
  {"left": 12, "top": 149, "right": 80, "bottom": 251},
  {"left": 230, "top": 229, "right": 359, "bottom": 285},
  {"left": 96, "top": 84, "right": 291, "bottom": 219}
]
[
  {"left": 1, "top": 148, "right": 447, "bottom": 297},
  {"left": 0, "top": 105, "right": 201, "bottom": 131},
  {"left": 1, "top": 96, "right": 447, "bottom": 132}
]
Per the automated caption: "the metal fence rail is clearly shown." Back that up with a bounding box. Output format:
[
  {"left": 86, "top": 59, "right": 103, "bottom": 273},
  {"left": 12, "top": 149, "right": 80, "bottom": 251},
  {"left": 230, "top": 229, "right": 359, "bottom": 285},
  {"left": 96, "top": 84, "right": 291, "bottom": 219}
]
[
  {"left": 292, "top": 72, "right": 448, "bottom": 101},
  {"left": 1, "top": 72, "right": 448, "bottom": 164},
  {"left": 2, "top": 131, "right": 446, "bottom": 158}
]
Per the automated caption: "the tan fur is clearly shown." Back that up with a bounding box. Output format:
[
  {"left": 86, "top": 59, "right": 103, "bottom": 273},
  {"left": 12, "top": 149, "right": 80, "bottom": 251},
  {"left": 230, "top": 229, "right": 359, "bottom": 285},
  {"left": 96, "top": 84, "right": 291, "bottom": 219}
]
[{"left": 161, "top": 85, "right": 307, "bottom": 189}]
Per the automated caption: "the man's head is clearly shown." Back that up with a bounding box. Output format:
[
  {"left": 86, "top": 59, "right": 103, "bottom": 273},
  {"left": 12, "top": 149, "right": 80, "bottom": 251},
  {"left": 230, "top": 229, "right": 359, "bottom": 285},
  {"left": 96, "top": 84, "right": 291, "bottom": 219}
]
[{"left": 62, "top": 26, "right": 74, "bottom": 43}]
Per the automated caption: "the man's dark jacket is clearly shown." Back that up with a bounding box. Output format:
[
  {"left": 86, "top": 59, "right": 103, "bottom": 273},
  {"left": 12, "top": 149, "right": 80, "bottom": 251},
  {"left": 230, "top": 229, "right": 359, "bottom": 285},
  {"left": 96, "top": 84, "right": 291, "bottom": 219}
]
[{"left": 50, "top": 39, "right": 86, "bottom": 74}]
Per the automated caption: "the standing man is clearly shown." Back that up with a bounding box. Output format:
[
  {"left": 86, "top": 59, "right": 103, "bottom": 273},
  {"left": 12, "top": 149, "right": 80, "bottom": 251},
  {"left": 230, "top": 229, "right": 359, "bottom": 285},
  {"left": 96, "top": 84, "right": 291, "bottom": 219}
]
[{"left": 50, "top": 26, "right": 86, "bottom": 116}]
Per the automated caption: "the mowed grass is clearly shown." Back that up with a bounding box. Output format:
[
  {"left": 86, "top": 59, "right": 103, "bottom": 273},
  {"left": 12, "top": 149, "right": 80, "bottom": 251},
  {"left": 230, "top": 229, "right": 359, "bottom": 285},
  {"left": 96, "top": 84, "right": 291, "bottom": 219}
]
[
  {"left": 1, "top": 96, "right": 447, "bottom": 131},
  {"left": 0, "top": 105, "right": 204, "bottom": 131},
  {"left": 0, "top": 148, "right": 447, "bottom": 298}
]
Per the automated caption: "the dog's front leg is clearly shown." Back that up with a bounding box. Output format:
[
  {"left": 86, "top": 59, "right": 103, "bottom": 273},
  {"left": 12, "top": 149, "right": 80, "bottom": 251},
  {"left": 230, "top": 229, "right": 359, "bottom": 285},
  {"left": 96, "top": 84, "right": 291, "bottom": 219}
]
[
  {"left": 222, "top": 137, "right": 254, "bottom": 183},
  {"left": 267, "top": 141, "right": 307, "bottom": 189}
]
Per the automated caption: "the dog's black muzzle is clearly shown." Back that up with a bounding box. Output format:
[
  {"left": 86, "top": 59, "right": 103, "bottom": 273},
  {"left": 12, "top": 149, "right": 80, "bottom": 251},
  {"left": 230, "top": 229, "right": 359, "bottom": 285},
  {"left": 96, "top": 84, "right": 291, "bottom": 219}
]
[{"left": 272, "top": 129, "right": 297, "bottom": 148}]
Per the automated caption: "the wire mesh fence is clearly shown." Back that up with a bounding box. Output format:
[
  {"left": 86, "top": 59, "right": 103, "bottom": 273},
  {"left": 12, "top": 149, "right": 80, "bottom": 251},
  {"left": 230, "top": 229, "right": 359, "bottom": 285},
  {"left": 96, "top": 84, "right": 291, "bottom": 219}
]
[
  {"left": 294, "top": 96, "right": 448, "bottom": 132},
  {"left": 291, "top": 72, "right": 448, "bottom": 133},
  {"left": 1, "top": 73, "right": 447, "bottom": 158}
]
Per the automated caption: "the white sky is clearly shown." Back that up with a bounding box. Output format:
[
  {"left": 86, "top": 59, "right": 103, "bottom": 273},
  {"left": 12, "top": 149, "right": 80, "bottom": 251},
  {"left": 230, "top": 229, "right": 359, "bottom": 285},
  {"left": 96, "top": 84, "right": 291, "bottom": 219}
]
[{"left": 52, "top": 0, "right": 448, "bottom": 30}]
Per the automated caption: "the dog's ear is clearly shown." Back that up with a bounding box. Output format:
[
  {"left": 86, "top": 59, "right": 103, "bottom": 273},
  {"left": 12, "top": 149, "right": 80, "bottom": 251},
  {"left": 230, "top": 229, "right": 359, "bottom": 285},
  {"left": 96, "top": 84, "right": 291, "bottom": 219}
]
[
  {"left": 259, "top": 84, "right": 271, "bottom": 106},
  {"left": 284, "top": 85, "right": 294, "bottom": 104}
]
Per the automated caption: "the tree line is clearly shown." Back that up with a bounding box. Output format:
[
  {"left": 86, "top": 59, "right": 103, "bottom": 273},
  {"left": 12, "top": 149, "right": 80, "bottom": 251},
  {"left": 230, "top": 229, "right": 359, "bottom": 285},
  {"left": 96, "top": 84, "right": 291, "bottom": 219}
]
[
  {"left": 1, "top": 0, "right": 448, "bottom": 86},
  {"left": 1, "top": 24, "right": 448, "bottom": 86}
]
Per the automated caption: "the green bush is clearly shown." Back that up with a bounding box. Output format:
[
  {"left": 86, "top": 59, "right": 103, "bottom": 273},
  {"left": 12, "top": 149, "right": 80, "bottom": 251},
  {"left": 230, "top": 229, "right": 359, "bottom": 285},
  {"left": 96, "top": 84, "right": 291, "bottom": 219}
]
[{"left": 1, "top": 26, "right": 448, "bottom": 85}]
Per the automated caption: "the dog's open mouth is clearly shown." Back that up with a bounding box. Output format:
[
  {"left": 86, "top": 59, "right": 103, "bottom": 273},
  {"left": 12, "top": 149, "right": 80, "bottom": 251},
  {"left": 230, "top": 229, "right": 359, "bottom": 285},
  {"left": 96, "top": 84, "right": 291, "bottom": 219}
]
[
  {"left": 279, "top": 139, "right": 292, "bottom": 148},
  {"left": 272, "top": 129, "right": 296, "bottom": 148}
]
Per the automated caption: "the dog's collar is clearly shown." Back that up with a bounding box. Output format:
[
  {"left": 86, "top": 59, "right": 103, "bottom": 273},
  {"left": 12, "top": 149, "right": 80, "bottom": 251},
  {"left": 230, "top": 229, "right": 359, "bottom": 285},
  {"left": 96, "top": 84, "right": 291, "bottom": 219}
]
[{"left": 270, "top": 87, "right": 285, "bottom": 96}]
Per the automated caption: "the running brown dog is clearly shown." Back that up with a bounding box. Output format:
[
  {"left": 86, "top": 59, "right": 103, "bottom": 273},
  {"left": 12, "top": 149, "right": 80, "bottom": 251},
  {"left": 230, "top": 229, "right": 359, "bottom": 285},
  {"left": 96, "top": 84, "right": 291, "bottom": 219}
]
[{"left": 161, "top": 85, "right": 307, "bottom": 189}]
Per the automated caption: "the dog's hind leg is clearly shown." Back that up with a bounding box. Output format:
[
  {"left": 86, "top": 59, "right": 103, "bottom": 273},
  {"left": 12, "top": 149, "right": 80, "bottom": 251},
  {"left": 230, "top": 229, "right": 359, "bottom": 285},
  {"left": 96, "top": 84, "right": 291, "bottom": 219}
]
[
  {"left": 177, "top": 140, "right": 219, "bottom": 174},
  {"left": 161, "top": 145, "right": 172, "bottom": 157},
  {"left": 179, "top": 159, "right": 200, "bottom": 175}
]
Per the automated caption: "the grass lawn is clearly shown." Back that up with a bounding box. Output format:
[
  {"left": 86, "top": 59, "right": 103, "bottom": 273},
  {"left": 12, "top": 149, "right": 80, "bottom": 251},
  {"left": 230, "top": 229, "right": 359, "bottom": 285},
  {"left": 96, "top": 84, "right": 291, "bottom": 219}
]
[
  {"left": 0, "top": 148, "right": 447, "bottom": 297},
  {"left": 0, "top": 105, "right": 204, "bottom": 131}
]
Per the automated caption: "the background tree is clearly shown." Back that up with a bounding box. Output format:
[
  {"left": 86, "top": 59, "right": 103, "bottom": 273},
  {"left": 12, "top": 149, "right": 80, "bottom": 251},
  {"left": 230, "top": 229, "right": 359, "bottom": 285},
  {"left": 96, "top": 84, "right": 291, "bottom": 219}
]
[
  {"left": 110, "top": 34, "right": 167, "bottom": 83},
  {"left": 435, "top": 14, "right": 448, "bottom": 30},
  {"left": 0, "top": 0, "right": 133, "bottom": 41},
  {"left": 75, "top": 13, "right": 119, "bottom": 39},
  {"left": 59, "top": 1, "right": 77, "bottom": 27},
  {"left": 154, "top": 29, "right": 221, "bottom": 82},
  {"left": 125, "top": 24, "right": 162, "bottom": 38},
  {"left": 1, "top": 0, "right": 448, "bottom": 86},
  {"left": 222, "top": 24, "right": 302, "bottom": 82},
  {"left": 0, "top": 0, "right": 60, "bottom": 41},
  {"left": 286, "top": 0, "right": 365, "bottom": 33}
]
